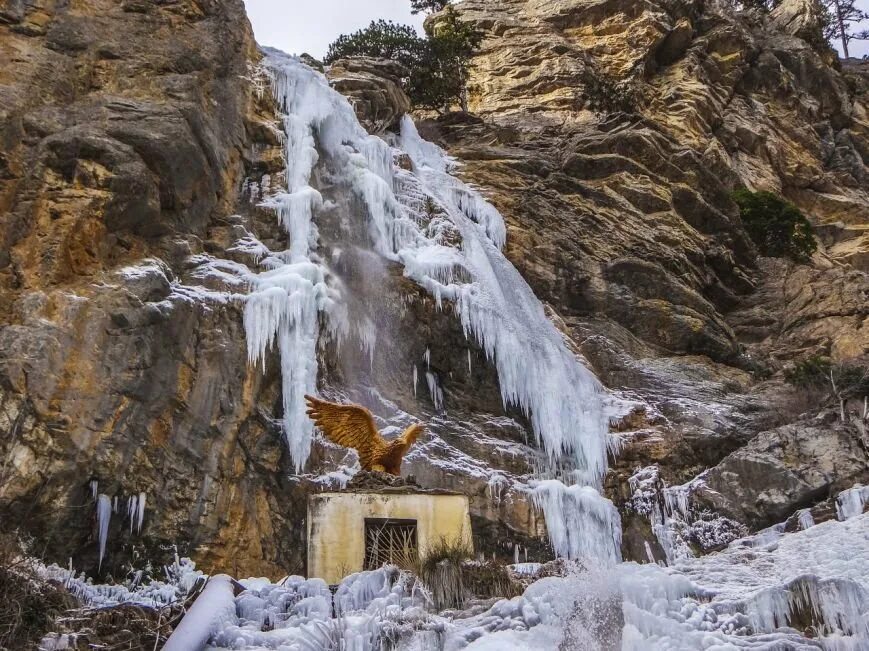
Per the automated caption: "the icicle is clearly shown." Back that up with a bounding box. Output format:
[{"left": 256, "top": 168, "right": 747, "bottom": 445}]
[
  {"left": 112, "top": 496, "right": 118, "bottom": 513},
  {"left": 644, "top": 541, "right": 656, "bottom": 564},
  {"left": 467, "top": 349, "right": 472, "bottom": 376},
  {"left": 96, "top": 494, "right": 112, "bottom": 570},
  {"left": 128, "top": 495, "right": 137, "bottom": 534},
  {"left": 425, "top": 371, "right": 443, "bottom": 411},
  {"left": 137, "top": 493, "right": 146, "bottom": 534},
  {"left": 90, "top": 480, "right": 98, "bottom": 501},
  {"left": 423, "top": 347, "right": 431, "bottom": 369},
  {"left": 798, "top": 508, "right": 815, "bottom": 530},
  {"left": 412, "top": 364, "right": 418, "bottom": 398}
]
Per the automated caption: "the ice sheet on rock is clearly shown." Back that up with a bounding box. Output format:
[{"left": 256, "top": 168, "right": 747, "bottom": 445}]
[
  {"left": 627, "top": 467, "right": 744, "bottom": 564},
  {"left": 670, "top": 514, "right": 869, "bottom": 644},
  {"left": 450, "top": 518, "right": 869, "bottom": 650},
  {"left": 397, "top": 117, "right": 610, "bottom": 481},
  {"left": 530, "top": 480, "right": 622, "bottom": 565},
  {"left": 836, "top": 484, "right": 869, "bottom": 520},
  {"left": 238, "top": 50, "right": 363, "bottom": 472}
]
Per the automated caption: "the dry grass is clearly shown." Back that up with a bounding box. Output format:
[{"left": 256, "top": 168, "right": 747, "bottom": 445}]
[
  {"left": 395, "top": 537, "right": 521, "bottom": 611},
  {"left": 0, "top": 533, "right": 76, "bottom": 649},
  {"left": 0, "top": 532, "right": 194, "bottom": 650}
]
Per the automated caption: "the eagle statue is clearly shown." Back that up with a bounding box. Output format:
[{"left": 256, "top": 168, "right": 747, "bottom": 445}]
[{"left": 304, "top": 395, "right": 425, "bottom": 476}]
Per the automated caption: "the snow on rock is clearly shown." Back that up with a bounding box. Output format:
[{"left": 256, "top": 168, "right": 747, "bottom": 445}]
[{"left": 530, "top": 480, "right": 622, "bottom": 565}]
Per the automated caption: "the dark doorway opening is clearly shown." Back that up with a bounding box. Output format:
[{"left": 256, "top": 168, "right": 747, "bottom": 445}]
[{"left": 364, "top": 518, "right": 418, "bottom": 570}]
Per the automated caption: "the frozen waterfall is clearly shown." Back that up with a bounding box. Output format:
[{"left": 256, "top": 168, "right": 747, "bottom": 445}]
[{"left": 249, "top": 50, "right": 611, "bottom": 489}]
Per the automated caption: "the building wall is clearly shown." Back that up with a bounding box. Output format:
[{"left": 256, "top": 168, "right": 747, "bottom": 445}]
[{"left": 307, "top": 492, "right": 473, "bottom": 584}]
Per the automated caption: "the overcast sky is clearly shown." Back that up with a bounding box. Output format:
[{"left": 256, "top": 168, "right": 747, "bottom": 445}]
[
  {"left": 243, "top": 0, "right": 425, "bottom": 60},
  {"left": 243, "top": 0, "right": 867, "bottom": 60}
]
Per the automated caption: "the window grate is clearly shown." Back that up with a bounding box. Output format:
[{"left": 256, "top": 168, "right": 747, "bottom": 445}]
[{"left": 364, "top": 518, "right": 418, "bottom": 570}]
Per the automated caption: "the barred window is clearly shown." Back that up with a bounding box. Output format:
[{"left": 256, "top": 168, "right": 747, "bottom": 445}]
[{"left": 364, "top": 518, "right": 418, "bottom": 570}]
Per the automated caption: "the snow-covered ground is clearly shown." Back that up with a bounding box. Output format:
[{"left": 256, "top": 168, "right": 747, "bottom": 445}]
[{"left": 42, "top": 513, "right": 867, "bottom": 650}]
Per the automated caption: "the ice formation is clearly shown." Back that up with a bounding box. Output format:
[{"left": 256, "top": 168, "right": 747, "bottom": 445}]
[
  {"left": 38, "top": 556, "right": 205, "bottom": 609},
  {"left": 95, "top": 494, "right": 111, "bottom": 570},
  {"left": 202, "top": 566, "right": 432, "bottom": 651},
  {"left": 836, "top": 484, "right": 869, "bottom": 521},
  {"left": 396, "top": 116, "right": 611, "bottom": 481},
  {"left": 238, "top": 50, "right": 610, "bottom": 484},
  {"left": 530, "top": 480, "right": 622, "bottom": 565},
  {"left": 164, "top": 574, "right": 238, "bottom": 651}
]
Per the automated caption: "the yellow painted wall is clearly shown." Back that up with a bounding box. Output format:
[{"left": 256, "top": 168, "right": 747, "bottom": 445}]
[{"left": 307, "top": 492, "right": 473, "bottom": 584}]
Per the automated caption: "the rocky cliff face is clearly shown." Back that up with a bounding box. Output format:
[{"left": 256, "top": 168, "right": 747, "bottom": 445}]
[
  {"left": 0, "top": 0, "right": 867, "bottom": 581},
  {"left": 430, "top": 0, "right": 869, "bottom": 558},
  {"left": 0, "top": 0, "right": 307, "bottom": 577}
]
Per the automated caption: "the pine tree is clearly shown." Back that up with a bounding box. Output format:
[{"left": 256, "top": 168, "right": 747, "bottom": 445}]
[
  {"left": 821, "top": 0, "right": 868, "bottom": 58},
  {"left": 410, "top": 0, "right": 450, "bottom": 15},
  {"left": 324, "top": 7, "right": 481, "bottom": 113},
  {"left": 324, "top": 20, "right": 425, "bottom": 66}
]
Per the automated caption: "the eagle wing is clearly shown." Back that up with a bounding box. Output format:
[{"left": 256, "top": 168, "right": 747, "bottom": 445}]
[{"left": 304, "top": 395, "right": 386, "bottom": 469}]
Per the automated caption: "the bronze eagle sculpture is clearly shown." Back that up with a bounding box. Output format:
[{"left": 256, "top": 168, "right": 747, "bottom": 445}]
[{"left": 304, "top": 395, "right": 425, "bottom": 476}]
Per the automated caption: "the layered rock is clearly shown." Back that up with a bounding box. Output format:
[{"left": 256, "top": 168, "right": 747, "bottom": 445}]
[
  {"left": 432, "top": 0, "right": 869, "bottom": 555},
  {"left": 0, "top": 0, "right": 305, "bottom": 577},
  {"left": 327, "top": 57, "right": 411, "bottom": 134}
]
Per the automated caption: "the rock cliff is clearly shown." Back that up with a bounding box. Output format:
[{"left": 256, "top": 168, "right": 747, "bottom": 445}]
[
  {"left": 0, "top": 0, "right": 303, "bottom": 577},
  {"left": 0, "top": 0, "right": 867, "bottom": 582},
  {"left": 431, "top": 0, "right": 868, "bottom": 558}
]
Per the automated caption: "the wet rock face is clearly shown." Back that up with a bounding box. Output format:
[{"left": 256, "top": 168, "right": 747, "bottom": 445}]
[{"left": 0, "top": 0, "right": 310, "bottom": 578}]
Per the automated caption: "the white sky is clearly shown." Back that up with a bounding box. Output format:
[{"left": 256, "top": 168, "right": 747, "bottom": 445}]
[
  {"left": 242, "top": 0, "right": 867, "bottom": 61},
  {"left": 243, "top": 0, "right": 425, "bottom": 59}
]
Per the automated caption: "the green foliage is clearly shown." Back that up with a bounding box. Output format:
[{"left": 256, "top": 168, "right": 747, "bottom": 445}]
[
  {"left": 731, "top": 190, "right": 817, "bottom": 262},
  {"left": 784, "top": 355, "right": 869, "bottom": 399},
  {"left": 324, "top": 7, "right": 482, "bottom": 112},
  {"left": 579, "top": 65, "right": 641, "bottom": 115},
  {"left": 324, "top": 20, "right": 425, "bottom": 66},
  {"left": 411, "top": 7, "right": 483, "bottom": 111},
  {"left": 411, "top": 0, "right": 449, "bottom": 14}
]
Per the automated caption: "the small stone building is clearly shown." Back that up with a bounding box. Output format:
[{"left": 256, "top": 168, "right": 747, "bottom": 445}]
[{"left": 307, "top": 488, "right": 473, "bottom": 584}]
